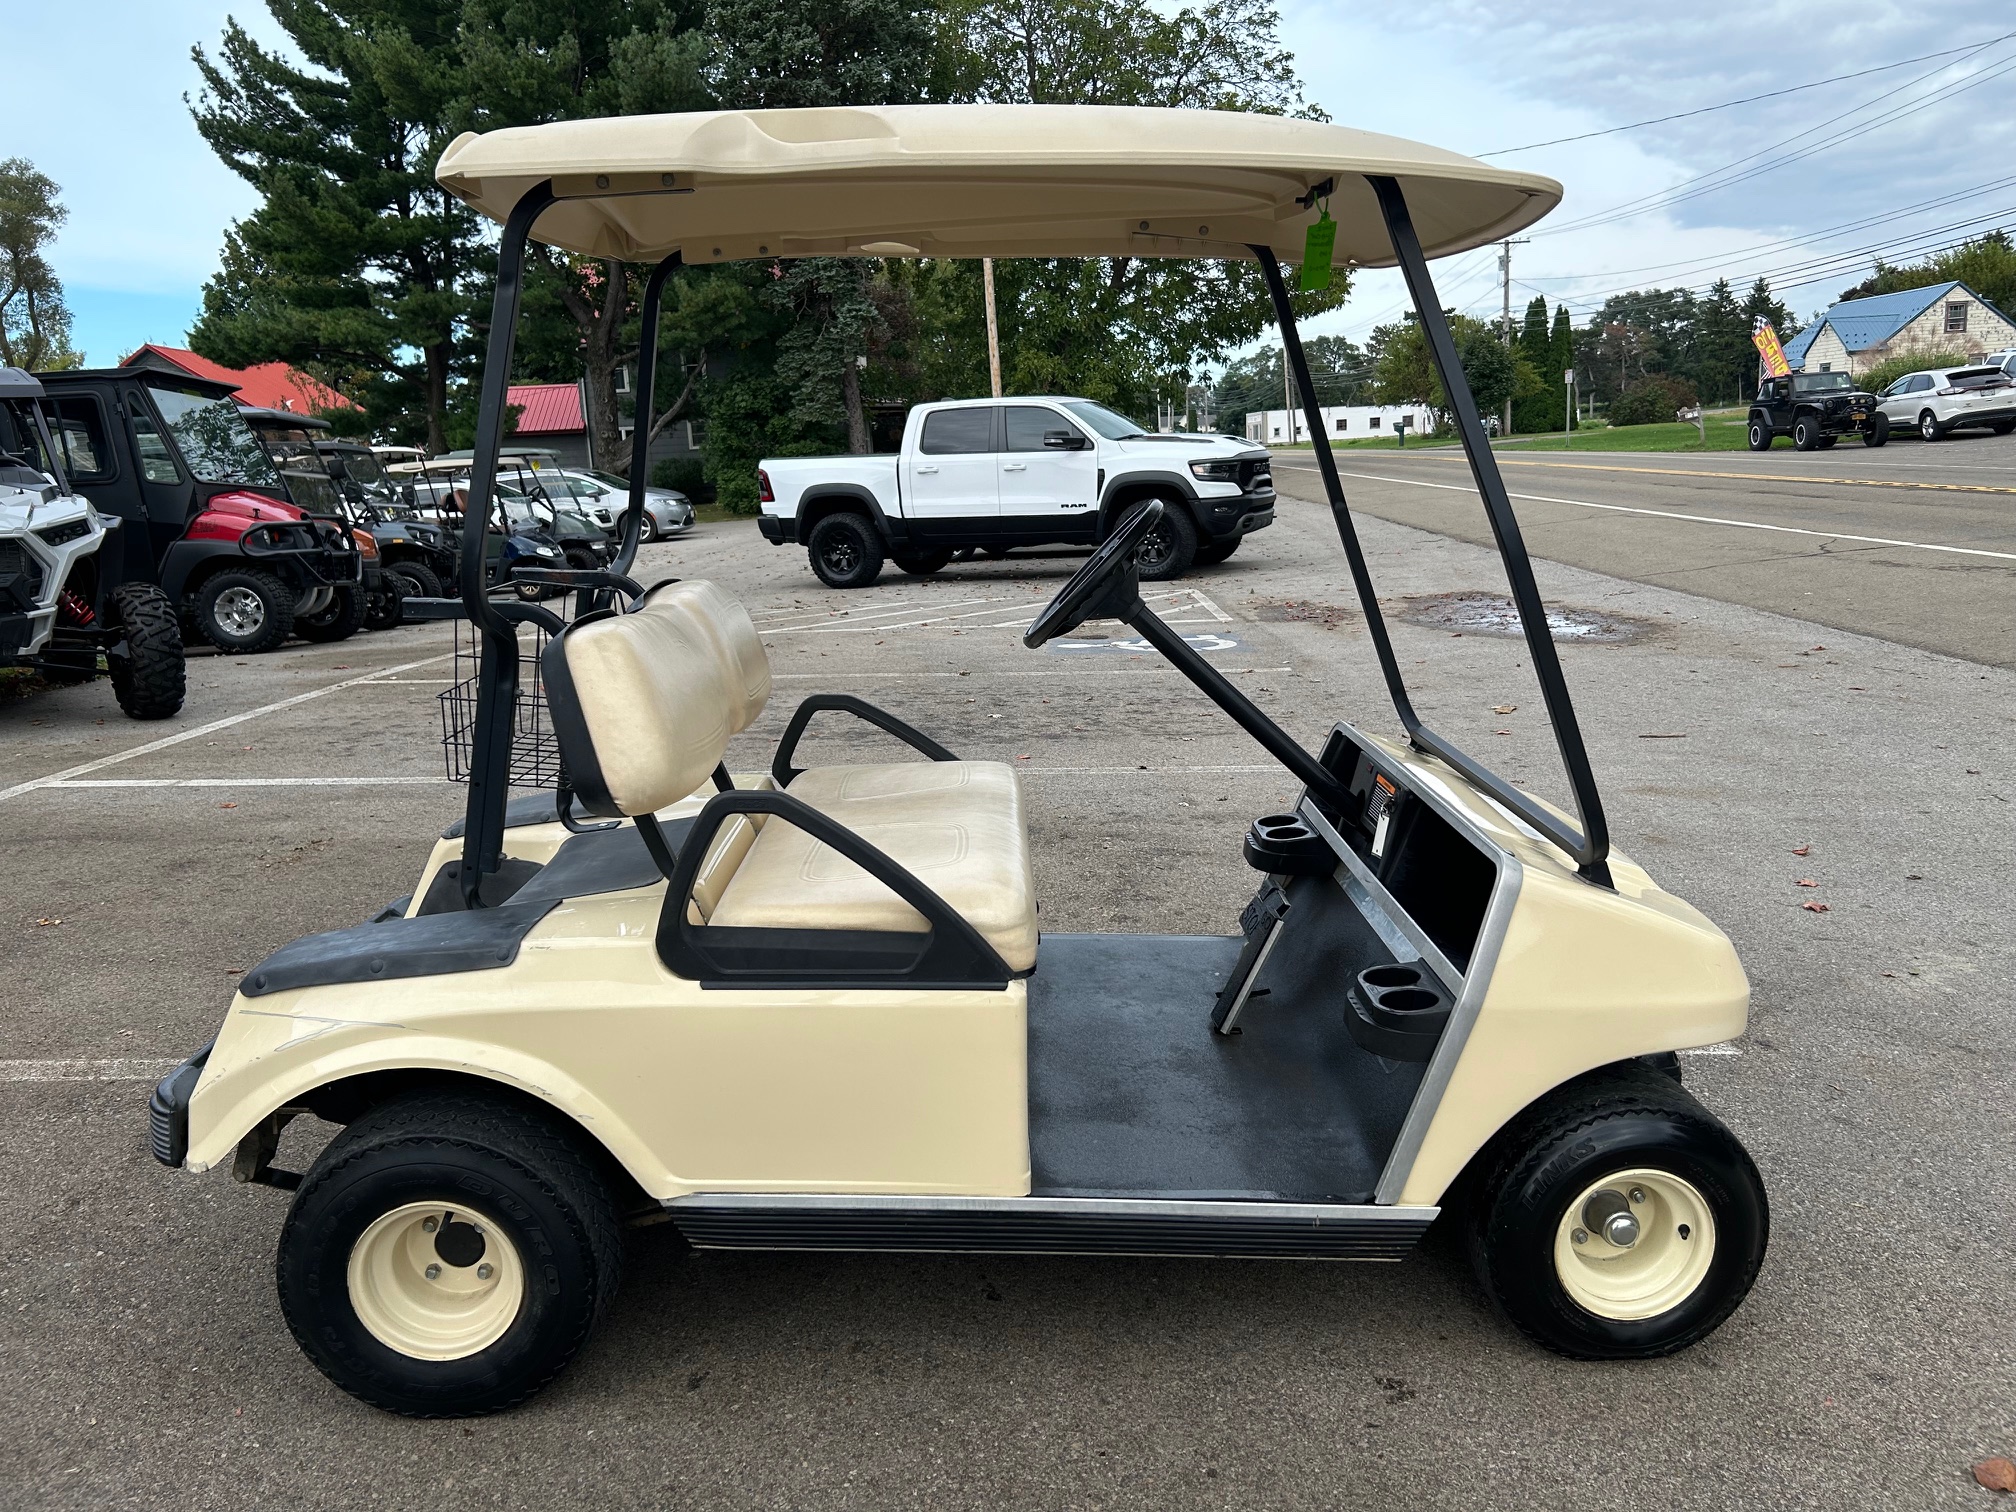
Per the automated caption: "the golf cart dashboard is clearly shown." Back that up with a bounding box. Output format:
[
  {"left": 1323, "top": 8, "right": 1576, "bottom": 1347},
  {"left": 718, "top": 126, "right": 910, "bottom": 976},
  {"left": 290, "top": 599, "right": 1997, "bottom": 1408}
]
[{"left": 1304, "top": 727, "right": 1500, "bottom": 976}]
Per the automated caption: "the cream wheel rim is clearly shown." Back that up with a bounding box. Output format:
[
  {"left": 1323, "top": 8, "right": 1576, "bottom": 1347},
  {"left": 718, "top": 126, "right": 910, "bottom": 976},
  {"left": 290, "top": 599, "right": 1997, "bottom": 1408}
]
[
  {"left": 1553, "top": 1168, "right": 1716, "bottom": 1321},
  {"left": 347, "top": 1202, "right": 525, "bottom": 1360}
]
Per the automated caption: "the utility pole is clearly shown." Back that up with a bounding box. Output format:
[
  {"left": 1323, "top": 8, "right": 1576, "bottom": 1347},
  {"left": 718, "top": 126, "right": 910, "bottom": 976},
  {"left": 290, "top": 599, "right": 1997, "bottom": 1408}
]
[
  {"left": 983, "top": 258, "right": 1003, "bottom": 399},
  {"left": 1498, "top": 237, "right": 1530, "bottom": 440}
]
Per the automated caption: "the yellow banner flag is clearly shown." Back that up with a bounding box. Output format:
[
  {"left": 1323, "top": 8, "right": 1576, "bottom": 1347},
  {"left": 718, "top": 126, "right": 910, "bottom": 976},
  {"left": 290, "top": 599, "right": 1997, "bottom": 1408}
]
[{"left": 1752, "top": 319, "right": 1791, "bottom": 378}]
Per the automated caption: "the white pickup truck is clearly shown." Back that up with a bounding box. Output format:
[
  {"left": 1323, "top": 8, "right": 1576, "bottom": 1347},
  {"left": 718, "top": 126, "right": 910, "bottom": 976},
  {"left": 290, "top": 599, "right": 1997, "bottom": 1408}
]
[{"left": 756, "top": 396, "right": 1274, "bottom": 588}]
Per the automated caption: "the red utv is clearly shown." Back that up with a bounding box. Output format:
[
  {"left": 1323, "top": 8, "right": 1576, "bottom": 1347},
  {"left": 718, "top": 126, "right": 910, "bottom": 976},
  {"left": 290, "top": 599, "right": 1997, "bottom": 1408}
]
[{"left": 35, "top": 370, "right": 366, "bottom": 653}]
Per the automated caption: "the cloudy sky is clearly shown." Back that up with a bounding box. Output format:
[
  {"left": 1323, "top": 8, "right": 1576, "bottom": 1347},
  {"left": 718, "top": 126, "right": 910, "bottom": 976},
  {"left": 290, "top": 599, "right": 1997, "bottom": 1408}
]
[{"left": 13, "top": 4, "right": 2016, "bottom": 365}]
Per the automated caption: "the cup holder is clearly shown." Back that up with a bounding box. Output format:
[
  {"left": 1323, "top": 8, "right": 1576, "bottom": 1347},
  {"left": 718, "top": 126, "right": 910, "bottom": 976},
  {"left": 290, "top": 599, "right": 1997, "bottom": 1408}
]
[
  {"left": 1345, "top": 960, "right": 1452, "bottom": 1062},
  {"left": 1242, "top": 812, "right": 1333, "bottom": 876}
]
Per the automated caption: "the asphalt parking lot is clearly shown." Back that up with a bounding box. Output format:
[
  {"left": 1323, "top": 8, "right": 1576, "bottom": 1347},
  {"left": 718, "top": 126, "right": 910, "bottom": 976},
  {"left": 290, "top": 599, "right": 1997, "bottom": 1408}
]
[{"left": 4, "top": 463, "right": 2013, "bottom": 1509}]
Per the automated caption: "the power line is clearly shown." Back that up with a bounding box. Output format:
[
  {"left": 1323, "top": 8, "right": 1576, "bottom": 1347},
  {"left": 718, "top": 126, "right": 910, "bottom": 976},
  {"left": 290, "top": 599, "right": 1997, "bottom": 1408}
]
[{"left": 1476, "top": 35, "right": 2016, "bottom": 157}]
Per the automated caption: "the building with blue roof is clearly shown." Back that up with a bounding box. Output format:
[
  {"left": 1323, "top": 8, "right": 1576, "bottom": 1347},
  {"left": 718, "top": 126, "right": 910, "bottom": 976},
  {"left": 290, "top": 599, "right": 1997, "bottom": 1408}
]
[{"left": 1782, "top": 282, "right": 2016, "bottom": 376}]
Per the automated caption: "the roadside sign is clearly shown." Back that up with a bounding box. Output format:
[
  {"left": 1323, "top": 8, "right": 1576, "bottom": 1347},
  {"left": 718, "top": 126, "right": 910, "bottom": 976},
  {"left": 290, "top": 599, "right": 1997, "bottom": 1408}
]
[{"left": 1752, "top": 319, "right": 1791, "bottom": 378}]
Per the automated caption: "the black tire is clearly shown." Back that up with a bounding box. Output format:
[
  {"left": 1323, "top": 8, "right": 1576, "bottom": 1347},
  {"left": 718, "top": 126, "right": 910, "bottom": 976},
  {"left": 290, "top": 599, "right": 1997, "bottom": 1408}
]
[
  {"left": 277, "top": 1091, "right": 623, "bottom": 1418},
  {"left": 807, "top": 512, "right": 884, "bottom": 589},
  {"left": 193, "top": 567, "right": 294, "bottom": 654},
  {"left": 1919, "top": 409, "right": 1943, "bottom": 442},
  {"left": 37, "top": 645, "right": 99, "bottom": 684},
  {"left": 1816, "top": 435, "right": 1836, "bottom": 449},
  {"left": 1994, "top": 421, "right": 2015, "bottom": 437},
  {"left": 1467, "top": 1068, "right": 1767, "bottom": 1361},
  {"left": 1746, "top": 416, "right": 1771, "bottom": 451},
  {"left": 564, "top": 546, "right": 599, "bottom": 573},
  {"left": 385, "top": 560, "right": 443, "bottom": 600},
  {"left": 294, "top": 584, "right": 366, "bottom": 643},
  {"left": 106, "top": 583, "right": 186, "bottom": 720},
  {"left": 363, "top": 575, "right": 405, "bottom": 632},
  {"left": 1864, "top": 415, "right": 1890, "bottom": 447},
  {"left": 638, "top": 512, "right": 659, "bottom": 543},
  {"left": 1791, "top": 415, "right": 1820, "bottom": 451},
  {"left": 893, "top": 548, "right": 954, "bottom": 575},
  {"left": 1193, "top": 537, "right": 1241, "bottom": 566},
  {"left": 1122, "top": 497, "right": 1198, "bottom": 580}
]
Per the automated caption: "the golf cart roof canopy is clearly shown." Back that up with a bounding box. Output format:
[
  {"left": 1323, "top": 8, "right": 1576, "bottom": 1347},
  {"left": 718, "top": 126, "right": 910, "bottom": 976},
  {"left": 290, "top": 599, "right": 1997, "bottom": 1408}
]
[
  {"left": 0, "top": 367, "right": 46, "bottom": 398},
  {"left": 436, "top": 105, "right": 1560, "bottom": 267}
]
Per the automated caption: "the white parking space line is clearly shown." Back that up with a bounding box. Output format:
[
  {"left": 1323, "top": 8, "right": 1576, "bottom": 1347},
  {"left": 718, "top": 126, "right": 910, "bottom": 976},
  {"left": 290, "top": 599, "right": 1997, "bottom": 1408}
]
[
  {"left": 0, "top": 653, "right": 456, "bottom": 804},
  {"left": 1281, "top": 463, "right": 2016, "bottom": 563},
  {"left": 763, "top": 586, "right": 1235, "bottom": 635},
  {"left": 770, "top": 667, "right": 1293, "bottom": 679},
  {"left": 764, "top": 596, "right": 1014, "bottom": 633},
  {"left": 0, "top": 1059, "right": 181, "bottom": 1083},
  {"left": 749, "top": 598, "right": 924, "bottom": 625}
]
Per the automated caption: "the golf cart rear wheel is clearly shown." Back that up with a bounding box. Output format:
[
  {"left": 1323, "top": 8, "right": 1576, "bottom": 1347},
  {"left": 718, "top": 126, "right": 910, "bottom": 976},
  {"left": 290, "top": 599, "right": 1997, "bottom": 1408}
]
[
  {"left": 1121, "top": 497, "right": 1198, "bottom": 580},
  {"left": 194, "top": 567, "right": 294, "bottom": 654},
  {"left": 278, "top": 1091, "right": 623, "bottom": 1418},
  {"left": 106, "top": 583, "right": 185, "bottom": 720},
  {"left": 808, "top": 511, "right": 884, "bottom": 589},
  {"left": 1467, "top": 1069, "right": 1766, "bottom": 1360},
  {"left": 295, "top": 584, "right": 366, "bottom": 643}
]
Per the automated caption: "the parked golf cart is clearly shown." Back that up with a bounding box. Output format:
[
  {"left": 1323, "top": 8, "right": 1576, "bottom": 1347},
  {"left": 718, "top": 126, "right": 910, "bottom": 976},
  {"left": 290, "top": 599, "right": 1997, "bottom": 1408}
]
[
  {"left": 387, "top": 459, "right": 572, "bottom": 599},
  {"left": 37, "top": 370, "right": 364, "bottom": 654},
  {"left": 0, "top": 368, "right": 184, "bottom": 717},
  {"left": 237, "top": 409, "right": 405, "bottom": 634},
  {"left": 151, "top": 106, "right": 1767, "bottom": 1418}
]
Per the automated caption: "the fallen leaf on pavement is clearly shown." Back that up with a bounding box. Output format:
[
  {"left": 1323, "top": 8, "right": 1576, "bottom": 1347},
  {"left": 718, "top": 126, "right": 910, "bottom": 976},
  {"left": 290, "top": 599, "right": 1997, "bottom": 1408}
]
[
  {"left": 1795, "top": 878, "right": 1818, "bottom": 888},
  {"left": 1973, "top": 1458, "right": 2016, "bottom": 1492},
  {"left": 35, "top": 917, "right": 60, "bottom": 927},
  {"left": 1906, "top": 873, "right": 1923, "bottom": 880},
  {"left": 1791, "top": 845, "right": 1811, "bottom": 856},
  {"left": 1492, "top": 704, "right": 1517, "bottom": 714},
  {"left": 218, "top": 802, "right": 238, "bottom": 810},
  {"left": 1802, "top": 901, "right": 1830, "bottom": 913}
]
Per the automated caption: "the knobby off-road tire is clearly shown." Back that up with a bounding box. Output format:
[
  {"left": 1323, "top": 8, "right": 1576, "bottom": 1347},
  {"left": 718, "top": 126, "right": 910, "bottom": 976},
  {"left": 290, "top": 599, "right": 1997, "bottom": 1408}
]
[
  {"left": 1746, "top": 416, "right": 1772, "bottom": 451},
  {"left": 295, "top": 584, "right": 366, "bottom": 643},
  {"left": 893, "top": 548, "right": 954, "bottom": 576},
  {"left": 1123, "top": 497, "right": 1198, "bottom": 580},
  {"left": 808, "top": 512, "right": 884, "bottom": 589},
  {"left": 385, "top": 560, "right": 443, "bottom": 600},
  {"left": 193, "top": 567, "right": 294, "bottom": 654},
  {"left": 106, "top": 583, "right": 185, "bottom": 720},
  {"left": 1467, "top": 1067, "right": 1767, "bottom": 1361},
  {"left": 278, "top": 1091, "right": 624, "bottom": 1418}
]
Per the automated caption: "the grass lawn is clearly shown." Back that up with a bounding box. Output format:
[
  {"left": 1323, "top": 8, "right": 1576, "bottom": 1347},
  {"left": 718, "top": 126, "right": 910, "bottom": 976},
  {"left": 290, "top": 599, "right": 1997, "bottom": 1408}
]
[{"left": 1269, "top": 416, "right": 1758, "bottom": 454}]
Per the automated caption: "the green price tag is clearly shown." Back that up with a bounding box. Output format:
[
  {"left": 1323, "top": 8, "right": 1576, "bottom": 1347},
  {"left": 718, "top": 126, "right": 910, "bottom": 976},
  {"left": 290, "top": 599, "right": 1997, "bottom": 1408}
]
[{"left": 1300, "top": 204, "right": 1336, "bottom": 292}]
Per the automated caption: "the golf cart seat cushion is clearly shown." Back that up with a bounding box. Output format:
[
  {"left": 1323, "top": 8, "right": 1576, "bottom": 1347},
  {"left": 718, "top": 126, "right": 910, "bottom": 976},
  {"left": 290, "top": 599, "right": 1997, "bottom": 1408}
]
[
  {"left": 543, "top": 598, "right": 730, "bottom": 817},
  {"left": 708, "top": 760, "right": 1038, "bottom": 972},
  {"left": 642, "top": 578, "right": 771, "bottom": 734}
]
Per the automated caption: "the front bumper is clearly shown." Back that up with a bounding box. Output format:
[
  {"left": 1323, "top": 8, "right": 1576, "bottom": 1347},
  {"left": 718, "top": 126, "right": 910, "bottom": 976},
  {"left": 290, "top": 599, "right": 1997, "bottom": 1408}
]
[
  {"left": 1200, "top": 490, "right": 1275, "bottom": 541},
  {"left": 758, "top": 513, "right": 790, "bottom": 544},
  {"left": 148, "top": 1043, "right": 213, "bottom": 1167}
]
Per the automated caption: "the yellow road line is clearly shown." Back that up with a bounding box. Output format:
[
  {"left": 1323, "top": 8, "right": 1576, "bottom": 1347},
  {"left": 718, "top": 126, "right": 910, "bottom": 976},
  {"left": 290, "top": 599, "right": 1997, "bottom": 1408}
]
[{"left": 1431, "top": 455, "right": 2016, "bottom": 496}]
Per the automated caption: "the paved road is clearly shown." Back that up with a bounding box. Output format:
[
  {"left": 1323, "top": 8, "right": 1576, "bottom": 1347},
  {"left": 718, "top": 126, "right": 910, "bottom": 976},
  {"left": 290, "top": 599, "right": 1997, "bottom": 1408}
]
[
  {"left": 2, "top": 493, "right": 2012, "bottom": 1510},
  {"left": 1272, "top": 431, "right": 2016, "bottom": 666}
]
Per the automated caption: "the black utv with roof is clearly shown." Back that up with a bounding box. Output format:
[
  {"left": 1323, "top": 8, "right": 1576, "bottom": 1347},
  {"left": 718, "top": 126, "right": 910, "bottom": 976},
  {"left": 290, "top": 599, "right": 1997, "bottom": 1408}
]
[
  {"left": 36, "top": 370, "right": 365, "bottom": 653},
  {"left": 1747, "top": 371, "right": 1885, "bottom": 450}
]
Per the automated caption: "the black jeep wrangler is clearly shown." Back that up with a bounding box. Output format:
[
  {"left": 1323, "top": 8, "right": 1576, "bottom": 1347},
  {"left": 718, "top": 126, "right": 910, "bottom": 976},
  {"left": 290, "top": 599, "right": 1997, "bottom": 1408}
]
[{"left": 1747, "top": 371, "right": 1885, "bottom": 451}]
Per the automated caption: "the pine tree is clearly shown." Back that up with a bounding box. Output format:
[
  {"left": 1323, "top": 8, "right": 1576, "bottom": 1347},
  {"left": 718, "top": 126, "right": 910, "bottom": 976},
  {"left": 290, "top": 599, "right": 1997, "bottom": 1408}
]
[
  {"left": 1511, "top": 295, "right": 1552, "bottom": 431},
  {"left": 1550, "top": 303, "right": 1576, "bottom": 430}
]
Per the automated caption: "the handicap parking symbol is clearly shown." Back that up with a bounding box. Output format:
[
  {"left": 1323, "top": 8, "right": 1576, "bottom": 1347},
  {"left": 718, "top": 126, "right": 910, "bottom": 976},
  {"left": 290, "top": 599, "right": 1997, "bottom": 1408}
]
[{"left": 1050, "top": 632, "right": 1241, "bottom": 654}]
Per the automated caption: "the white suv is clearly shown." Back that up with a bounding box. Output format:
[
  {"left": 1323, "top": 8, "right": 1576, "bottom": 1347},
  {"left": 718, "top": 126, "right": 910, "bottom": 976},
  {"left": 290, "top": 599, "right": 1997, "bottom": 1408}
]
[{"left": 1874, "top": 365, "right": 2016, "bottom": 441}]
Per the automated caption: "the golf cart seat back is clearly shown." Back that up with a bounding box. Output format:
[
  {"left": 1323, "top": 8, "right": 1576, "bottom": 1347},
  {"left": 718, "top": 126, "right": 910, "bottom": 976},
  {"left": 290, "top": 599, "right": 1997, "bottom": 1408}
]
[{"left": 542, "top": 584, "right": 1040, "bottom": 973}]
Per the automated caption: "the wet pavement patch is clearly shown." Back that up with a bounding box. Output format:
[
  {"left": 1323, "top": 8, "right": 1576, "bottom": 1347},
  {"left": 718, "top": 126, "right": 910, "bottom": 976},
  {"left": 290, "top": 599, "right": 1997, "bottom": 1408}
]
[{"left": 1392, "top": 591, "right": 1653, "bottom": 644}]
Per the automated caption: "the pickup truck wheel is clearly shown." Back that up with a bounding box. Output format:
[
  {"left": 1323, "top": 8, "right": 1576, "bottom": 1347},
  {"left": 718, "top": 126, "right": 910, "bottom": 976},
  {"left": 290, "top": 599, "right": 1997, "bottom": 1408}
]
[
  {"left": 1746, "top": 416, "right": 1771, "bottom": 451},
  {"left": 808, "top": 512, "right": 884, "bottom": 589},
  {"left": 277, "top": 1091, "right": 623, "bottom": 1417},
  {"left": 1194, "top": 538, "right": 1241, "bottom": 566},
  {"left": 1863, "top": 415, "right": 1890, "bottom": 447},
  {"left": 106, "top": 584, "right": 186, "bottom": 720},
  {"left": 893, "top": 548, "right": 953, "bottom": 575},
  {"left": 1791, "top": 416, "right": 1820, "bottom": 451},
  {"left": 1919, "top": 410, "right": 1944, "bottom": 442},
  {"left": 1123, "top": 497, "right": 1197, "bottom": 580},
  {"left": 295, "top": 584, "right": 366, "bottom": 642},
  {"left": 193, "top": 567, "right": 295, "bottom": 654}
]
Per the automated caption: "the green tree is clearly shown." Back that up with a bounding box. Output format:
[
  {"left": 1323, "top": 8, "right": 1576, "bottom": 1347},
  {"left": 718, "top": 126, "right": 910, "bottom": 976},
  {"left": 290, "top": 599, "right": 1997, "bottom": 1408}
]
[
  {"left": 0, "top": 158, "right": 80, "bottom": 370},
  {"left": 1693, "top": 278, "right": 1751, "bottom": 404},
  {"left": 1510, "top": 295, "right": 1554, "bottom": 431},
  {"left": 189, "top": 3, "right": 483, "bottom": 450},
  {"left": 1368, "top": 311, "right": 1513, "bottom": 421},
  {"left": 1836, "top": 230, "right": 2016, "bottom": 328},
  {"left": 1549, "top": 302, "right": 1576, "bottom": 429}
]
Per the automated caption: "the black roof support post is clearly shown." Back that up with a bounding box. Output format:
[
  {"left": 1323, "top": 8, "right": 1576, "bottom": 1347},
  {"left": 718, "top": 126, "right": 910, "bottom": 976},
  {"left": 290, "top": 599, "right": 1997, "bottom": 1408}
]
[
  {"left": 613, "top": 253, "right": 684, "bottom": 581},
  {"left": 1364, "top": 174, "right": 1611, "bottom": 884},
  {"left": 458, "top": 180, "right": 558, "bottom": 908}
]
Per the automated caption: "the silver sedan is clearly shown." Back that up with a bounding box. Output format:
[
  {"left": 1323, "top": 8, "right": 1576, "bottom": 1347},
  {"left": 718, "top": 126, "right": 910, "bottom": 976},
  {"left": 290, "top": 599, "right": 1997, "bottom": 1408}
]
[{"left": 569, "top": 470, "right": 695, "bottom": 540}]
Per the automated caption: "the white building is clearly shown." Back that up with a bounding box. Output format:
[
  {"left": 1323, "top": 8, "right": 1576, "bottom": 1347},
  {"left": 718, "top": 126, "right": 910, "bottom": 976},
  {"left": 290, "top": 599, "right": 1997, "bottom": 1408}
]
[{"left": 1245, "top": 403, "right": 1438, "bottom": 445}]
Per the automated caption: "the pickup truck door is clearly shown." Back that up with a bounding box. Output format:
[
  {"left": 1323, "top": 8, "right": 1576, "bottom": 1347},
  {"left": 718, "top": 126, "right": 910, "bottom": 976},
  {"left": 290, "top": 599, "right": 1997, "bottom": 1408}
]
[
  {"left": 906, "top": 406, "right": 1000, "bottom": 540},
  {"left": 999, "top": 405, "right": 1098, "bottom": 542}
]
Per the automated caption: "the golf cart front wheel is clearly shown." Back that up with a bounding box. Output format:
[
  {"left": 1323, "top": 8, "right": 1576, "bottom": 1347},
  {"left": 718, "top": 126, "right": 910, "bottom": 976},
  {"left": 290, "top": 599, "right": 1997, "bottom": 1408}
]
[
  {"left": 277, "top": 1090, "right": 623, "bottom": 1417},
  {"left": 1467, "top": 1069, "right": 1767, "bottom": 1360}
]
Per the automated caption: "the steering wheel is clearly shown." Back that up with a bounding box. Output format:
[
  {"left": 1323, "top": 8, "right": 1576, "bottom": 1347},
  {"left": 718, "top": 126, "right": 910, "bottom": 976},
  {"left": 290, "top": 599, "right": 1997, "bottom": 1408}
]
[{"left": 1023, "top": 499, "right": 1163, "bottom": 648}]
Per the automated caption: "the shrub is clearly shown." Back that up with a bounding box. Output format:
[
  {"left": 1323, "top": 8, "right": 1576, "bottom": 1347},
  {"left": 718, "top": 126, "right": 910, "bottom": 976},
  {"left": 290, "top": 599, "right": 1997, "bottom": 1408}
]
[
  {"left": 649, "top": 457, "right": 709, "bottom": 501},
  {"left": 1858, "top": 349, "right": 1969, "bottom": 395},
  {"left": 1608, "top": 375, "right": 1699, "bottom": 427}
]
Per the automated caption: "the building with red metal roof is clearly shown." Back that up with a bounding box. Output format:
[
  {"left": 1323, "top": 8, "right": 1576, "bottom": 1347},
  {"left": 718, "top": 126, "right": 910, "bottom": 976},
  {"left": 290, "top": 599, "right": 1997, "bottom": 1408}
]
[{"left": 118, "top": 344, "right": 356, "bottom": 413}]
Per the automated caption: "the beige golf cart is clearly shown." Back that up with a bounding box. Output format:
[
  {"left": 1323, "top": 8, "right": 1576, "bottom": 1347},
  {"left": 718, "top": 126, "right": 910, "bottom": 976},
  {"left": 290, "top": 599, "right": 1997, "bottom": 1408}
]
[{"left": 149, "top": 105, "right": 1766, "bottom": 1416}]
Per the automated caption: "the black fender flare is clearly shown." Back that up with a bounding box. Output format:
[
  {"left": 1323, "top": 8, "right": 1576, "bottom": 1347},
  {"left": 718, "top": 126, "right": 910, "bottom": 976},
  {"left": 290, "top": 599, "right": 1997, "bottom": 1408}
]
[
  {"left": 795, "top": 484, "right": 905, "bottom": 546},
  {"left": 1097, "top": 470, "right": 1200, "bottom": 540}
]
